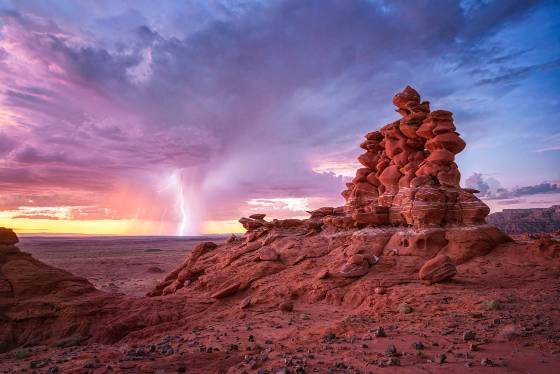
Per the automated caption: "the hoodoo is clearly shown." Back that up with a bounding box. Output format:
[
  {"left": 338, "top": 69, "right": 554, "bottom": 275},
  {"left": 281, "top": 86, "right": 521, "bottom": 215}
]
[{"left": 338, "top": 85, "right": 489, "bottom": 229}]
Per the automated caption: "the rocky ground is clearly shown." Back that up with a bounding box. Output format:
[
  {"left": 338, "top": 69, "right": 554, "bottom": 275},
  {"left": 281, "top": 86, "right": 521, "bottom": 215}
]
[{"left": 1, "top": 227, "right": 559, "bottom": 374}]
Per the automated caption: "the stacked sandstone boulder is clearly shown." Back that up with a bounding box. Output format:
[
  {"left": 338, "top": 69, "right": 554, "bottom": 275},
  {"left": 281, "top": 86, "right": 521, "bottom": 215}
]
[{"left": 335, "top": 86, "right": 489, "bottom": 229}]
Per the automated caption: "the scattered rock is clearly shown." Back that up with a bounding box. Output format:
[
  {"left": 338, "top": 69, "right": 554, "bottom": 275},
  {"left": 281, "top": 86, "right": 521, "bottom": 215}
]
[
  {"left": 178, "top": 363, "right": 186, "bottom": 373},
  {"left": 144, "top": 248, "right": 162, "bottom": 253},
  {"left": 279, "top": 300, "right": 293, "bottom": 312},
  {"left": 399, "top": 303, "right": 413, "bottom": 314},
  {"left": 386, "top": 357, "right": 400, "bottom": 366},
  {"left": 463, "top": 330, "right": 476, "bottom": 341},
  {"left": 434, "top": 353, "right": 447, "bottom": 364},
  {"left": 30, "top": 360, "right": 49, "bottom": 369},
  {"left": 385, "top": 344, "right": 397, "bottom": 356},
  {"left": 374, "top": 327, "right": 387, "bottom": 337},
  {"left": 147, "top": 266, "right": 164, "bottom": 273}
]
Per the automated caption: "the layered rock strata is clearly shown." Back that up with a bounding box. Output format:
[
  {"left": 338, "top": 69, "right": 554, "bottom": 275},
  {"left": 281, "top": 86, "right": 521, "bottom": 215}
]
[
  {"left": 338, "top": 86, "right": 489, "bottom": 229},
  {"left": 487, "top": 205, "right": 560, "bottom": 235}
]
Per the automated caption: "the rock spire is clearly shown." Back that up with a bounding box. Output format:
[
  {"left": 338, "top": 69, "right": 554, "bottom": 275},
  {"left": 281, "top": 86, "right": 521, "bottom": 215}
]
[{"left": 335, "top": 85, "right": 490, "bottom": 229}]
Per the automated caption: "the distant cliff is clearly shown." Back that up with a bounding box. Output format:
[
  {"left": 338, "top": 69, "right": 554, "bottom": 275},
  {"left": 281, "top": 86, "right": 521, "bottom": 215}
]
[{"left": 487, "top": 205, "right": 560, "bottom": 234}]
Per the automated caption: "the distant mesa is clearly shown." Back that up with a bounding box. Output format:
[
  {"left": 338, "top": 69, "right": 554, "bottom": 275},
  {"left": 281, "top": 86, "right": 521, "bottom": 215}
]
[{"left": 487, "top": 205, "right": 560, "bottom": 235}]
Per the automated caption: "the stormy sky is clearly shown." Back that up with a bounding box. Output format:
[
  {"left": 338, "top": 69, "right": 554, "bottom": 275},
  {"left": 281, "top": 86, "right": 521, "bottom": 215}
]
[{"left": 0, "top": 0, "right": 559, "bottom": 234}]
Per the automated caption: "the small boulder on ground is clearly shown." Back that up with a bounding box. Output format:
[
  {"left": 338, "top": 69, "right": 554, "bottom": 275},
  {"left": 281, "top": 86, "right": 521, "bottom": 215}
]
[{"left": 419, "top": 254, "right": 457, "bottom": 284}]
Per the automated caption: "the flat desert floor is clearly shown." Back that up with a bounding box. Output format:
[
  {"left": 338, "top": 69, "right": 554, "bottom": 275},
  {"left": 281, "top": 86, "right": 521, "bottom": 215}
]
[{"left": 18, "top": 235, "right": 226, "bottom": 296}]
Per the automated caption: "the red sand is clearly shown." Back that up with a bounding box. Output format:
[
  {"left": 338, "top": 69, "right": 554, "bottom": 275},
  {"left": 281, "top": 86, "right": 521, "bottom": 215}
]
[{"left": 1, "top": 229, "right": 559, "bottom": 373}]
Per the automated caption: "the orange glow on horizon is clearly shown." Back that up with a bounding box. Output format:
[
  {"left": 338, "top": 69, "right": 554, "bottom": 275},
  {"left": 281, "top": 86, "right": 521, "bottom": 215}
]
[
  {"left": 0, "top": 211, "right": 241, "bottom": 236},
  {"left": 202, "top": 220, "right": 244, "bottom": 235}
]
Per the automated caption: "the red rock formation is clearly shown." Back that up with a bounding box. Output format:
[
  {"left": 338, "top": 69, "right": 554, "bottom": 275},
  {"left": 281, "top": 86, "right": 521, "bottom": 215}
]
[
  {"left": 0, "top": 227, "right": 106, "bottom": 351},
  {"left": 0, "top": 228, "right": 197, "bottom": 353},
  {"left": 3, "top": 225, "right": 560, "bottom": 372},
  {"left": 0, "top": 227, "right": 18, "bottom": 246},
  {"left": 342, "top": 86, "right": 489, "bottom": 228}
]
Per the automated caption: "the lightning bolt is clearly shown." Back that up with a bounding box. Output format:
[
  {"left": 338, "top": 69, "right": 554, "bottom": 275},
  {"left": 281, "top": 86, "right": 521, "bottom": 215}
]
[
  {"left": 175, "top": 170, "right": 188, "bottom": 236},
  {"left": 160, "top": 168, "right": 199, "bottom": 236}
]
